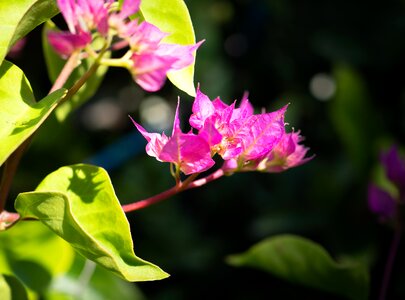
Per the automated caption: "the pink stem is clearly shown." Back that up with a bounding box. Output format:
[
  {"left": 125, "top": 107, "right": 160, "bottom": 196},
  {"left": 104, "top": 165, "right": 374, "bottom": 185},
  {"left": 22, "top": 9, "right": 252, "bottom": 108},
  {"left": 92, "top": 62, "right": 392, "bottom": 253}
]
[
  {"left": 111, "top": 40, "right": 129, "bottom": 51},
  {"left": 379, "top": 224, "right": 402, "bottom": 300},
  {"left": 0, "top": 211, "right": 20, "bottom": 230},
  {"left": 49, "top": 51, "right": 80, "bottom": 93},
  {"left": 122, "top": 168, "right": 225, "bottom": 213}
]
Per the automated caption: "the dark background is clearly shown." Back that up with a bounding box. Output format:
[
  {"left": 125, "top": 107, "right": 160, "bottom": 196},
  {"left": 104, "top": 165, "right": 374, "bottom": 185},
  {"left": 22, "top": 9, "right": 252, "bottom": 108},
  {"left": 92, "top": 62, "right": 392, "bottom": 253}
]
[{"left": 6, "top": 0, "right": 405, "bottom": 299}]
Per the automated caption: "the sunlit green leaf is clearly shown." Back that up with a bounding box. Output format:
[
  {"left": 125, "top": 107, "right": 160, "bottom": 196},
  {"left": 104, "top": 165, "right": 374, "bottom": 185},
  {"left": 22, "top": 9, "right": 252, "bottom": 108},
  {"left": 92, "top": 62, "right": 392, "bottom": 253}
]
[
  {"left": 15, "top": 164, "right": 169, "bottom": 282},
  {"left": 0, "top": 274, "right": 29, "bottom": 300},
  {"left": 227, "top": 234, "right": 369, "bottom": 300},
  {"left": 0, "top": 0, "right": 59, "bottom": 64},
  {"left": 0, "top": 221, "right": 74, "bottom": 294},
  {"left": 0, "top": 60, "right": 66, "bottom": 166},
  {"left": 42, "top": 22, "right": 110, "bottom": 121},
  {"left": 140, "top": 0, "right": 198, "bottom": 96}
]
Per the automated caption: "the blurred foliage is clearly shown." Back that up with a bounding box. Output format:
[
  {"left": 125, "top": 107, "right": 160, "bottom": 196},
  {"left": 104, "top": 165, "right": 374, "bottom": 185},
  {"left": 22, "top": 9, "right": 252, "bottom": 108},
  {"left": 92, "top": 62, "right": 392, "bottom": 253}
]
[{"left": 5, "top": 0, "right": 405, "bottom": 299}]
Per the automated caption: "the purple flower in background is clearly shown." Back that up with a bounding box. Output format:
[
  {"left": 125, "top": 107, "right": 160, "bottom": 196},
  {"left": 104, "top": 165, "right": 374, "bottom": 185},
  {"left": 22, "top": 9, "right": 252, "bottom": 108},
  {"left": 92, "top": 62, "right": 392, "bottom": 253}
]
[
  {"left": 368, "top": 145, "right": 405, "bottom": 221},
  {"left": 381, "top": 146, "right": 405, "bottom": 191},
  {"left": 368, "top": 184, "right": 396, "bottom": 220}
]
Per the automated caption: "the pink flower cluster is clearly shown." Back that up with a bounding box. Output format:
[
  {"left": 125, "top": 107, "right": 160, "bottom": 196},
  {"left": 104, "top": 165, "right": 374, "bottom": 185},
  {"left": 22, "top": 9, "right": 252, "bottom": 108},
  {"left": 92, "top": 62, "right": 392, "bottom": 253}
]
[
  {"left": 132, "top": 87, "right": 312, "bottom": 175},
  {"left": 48, "top": 0, "right": 202, "bottom": 92}
]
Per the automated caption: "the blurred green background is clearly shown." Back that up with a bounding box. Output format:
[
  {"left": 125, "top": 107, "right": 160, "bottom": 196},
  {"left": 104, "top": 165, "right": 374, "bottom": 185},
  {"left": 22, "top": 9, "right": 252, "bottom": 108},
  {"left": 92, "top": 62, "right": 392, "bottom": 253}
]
[{"left": 6, "top": 0, "right": 405, "bottom": 299}]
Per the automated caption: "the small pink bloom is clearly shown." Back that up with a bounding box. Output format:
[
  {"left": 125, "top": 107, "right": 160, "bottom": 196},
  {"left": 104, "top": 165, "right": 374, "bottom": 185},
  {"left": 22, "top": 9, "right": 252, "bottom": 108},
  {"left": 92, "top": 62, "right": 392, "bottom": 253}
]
[
  {"left": 257, "top": 131, "right": 313, "bottom": 173},
  {"left": 127, "top": 29, "right": 203, "bottom": 91},
  {"left": 48, "top": 0, "right": 109, "bottom": 57},
  {"left": 131, "top": 100, "right": 214, "bottom": 175}
]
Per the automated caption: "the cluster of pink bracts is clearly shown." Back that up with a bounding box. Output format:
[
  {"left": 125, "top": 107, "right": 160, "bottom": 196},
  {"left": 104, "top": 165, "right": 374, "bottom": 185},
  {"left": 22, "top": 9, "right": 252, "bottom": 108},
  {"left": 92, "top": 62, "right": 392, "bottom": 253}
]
[
  {"left": 48, "top": 0, "right": 202, "bottom": 92},
  {"left": 49, "top": 0, "right": 312, "bottom": 176},
  {"left": 132, "top": 88, "right": 312, "bottom": 175}
]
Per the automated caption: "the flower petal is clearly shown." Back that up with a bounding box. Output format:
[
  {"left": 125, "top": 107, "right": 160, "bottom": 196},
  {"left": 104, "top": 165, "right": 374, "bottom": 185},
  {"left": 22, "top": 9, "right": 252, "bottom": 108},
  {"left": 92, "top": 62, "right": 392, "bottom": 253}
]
[
  {"left": 198, "top": 117, "right": 223, "bottom": 148},
  {"left": 368, "top": 184, "right": 396, "bottom": 219},
  {"left": 117, "top": 0, "right": 141, "bottom": 20},
  {"left": 189, "top": 87, "right": 215, "bottom": 130},
  {"left": 381, "top": 146, "right": 405, "bottom": 188},
  {"left": 156, "top": 40, "right": 204, "bottom": 70},
  {"left": 130, "top": 53, "right": 177, "bottom": 91},
  {"left": 159, "top": 132, "right": 214, "bottom": 175},
  {"left": 47, "top": 30, "right": 91, "bottom": 57},
  {"left": 240, "top": 106, "right": 287, "bottom": 160},
  {"left": 57, "top": 0, "right": 77, "bottom": 33},
  {"left": 129, "top": 116, "right": 168, "bottom": 160}
]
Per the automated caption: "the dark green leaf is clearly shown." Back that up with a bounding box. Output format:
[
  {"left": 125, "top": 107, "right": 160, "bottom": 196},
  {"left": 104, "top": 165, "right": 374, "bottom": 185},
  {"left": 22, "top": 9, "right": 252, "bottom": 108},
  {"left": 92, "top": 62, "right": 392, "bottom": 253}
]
[
  {"left": 329, "top": 64, "right": 381, "bottom": 174},
  {"left": 15, "top": 164, "right": 169, "bottom": 282},
  {"left": 0, "top": 274, "right": 29, "bottom": 300},
  {"left": 227, "top": 234, "right": 369, "bottom": 300}
]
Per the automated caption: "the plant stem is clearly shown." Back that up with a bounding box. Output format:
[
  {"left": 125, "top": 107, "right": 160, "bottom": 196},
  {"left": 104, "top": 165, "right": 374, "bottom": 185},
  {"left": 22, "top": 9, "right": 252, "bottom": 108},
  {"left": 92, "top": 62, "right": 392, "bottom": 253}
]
[
  {"left": 111, "top": 39, "right": 129, "bottom": 51},
  {"left": 61, "top": 45, "right": 108, "bottom": 105},
  {"left": 379, "top": 224, "right": 402, "bottom": 300},
  {"left": 0, "top": 139, "right": 31, "bottom": 212},
  {"left": 49, "top": 51, "right": 81, "bottom": 93},
  {"left": 122, "top": 168, "right": 225, "bottom": 212}
]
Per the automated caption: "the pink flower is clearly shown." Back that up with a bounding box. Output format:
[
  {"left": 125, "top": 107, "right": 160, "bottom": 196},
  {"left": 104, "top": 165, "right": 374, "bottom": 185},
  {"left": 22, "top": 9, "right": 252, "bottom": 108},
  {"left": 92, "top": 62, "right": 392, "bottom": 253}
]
[
  {"left": 48, "top": 0, "right": 109, "bottom": 57},
  {"left": 132, "top": 87, "right": 311, "bottom": 175},
  {"left": 131, "top": 100, "right": 215, "bottom": 175},
  {"left": 126, "top": 22, "right": 204, "bottom": 91},
  {"left": 189, "top": 87, "right": 312, "bottom": 173},
  {"left": 109, "top": 5, "right": 204, "bottom": 92},
  {"left": 190, "top": 88, "right": 287, "bottom": 164},
  {"left": 255, "top": 131, "right": 313, "bottom": 173}
]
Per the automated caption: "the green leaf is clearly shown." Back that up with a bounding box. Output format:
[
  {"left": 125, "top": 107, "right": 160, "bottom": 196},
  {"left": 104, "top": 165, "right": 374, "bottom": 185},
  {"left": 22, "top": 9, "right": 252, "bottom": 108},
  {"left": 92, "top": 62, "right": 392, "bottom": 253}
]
[
  {"left": 47, "top": 255, "right": 146, "bottom": 300},
  {"left": 227, "top": 234, "right": 369, "bottom": 300},
  {"left": 140, "top": 0, "right": 198, "bottom": 96},
  {"left": 0, "top": 0, "right": 59, "bottom": 64},
  {"left": 0, "top": 274, "right": 29, "bottom": 300},
  {"left": 329, "top": 64, "right": 381, "bottom": 174},
  {"left": 42, "top": 22, "right": 109, "bottom": 121},
  {"left": 0, "top": 60, "right": 66, "bottom": 166},
  {"left": 0, "top": 221, "right": 74, "bottom": 294},
  {"left": 15, "top": 164, "right": 169, "bottom": 282}
]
